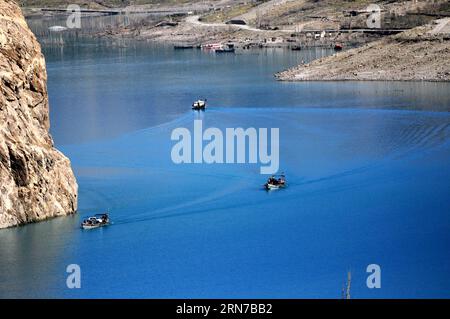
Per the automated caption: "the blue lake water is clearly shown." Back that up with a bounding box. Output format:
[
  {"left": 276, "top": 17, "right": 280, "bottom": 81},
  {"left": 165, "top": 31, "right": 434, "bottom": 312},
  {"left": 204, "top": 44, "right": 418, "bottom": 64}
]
[{"left": 0, "top": 22, "right": 450, "bottom": 298}]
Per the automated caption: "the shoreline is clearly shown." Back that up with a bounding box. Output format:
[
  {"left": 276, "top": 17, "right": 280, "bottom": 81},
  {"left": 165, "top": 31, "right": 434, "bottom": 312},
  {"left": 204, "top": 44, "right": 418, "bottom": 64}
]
[
  {"left": 276, "top": 19, "right": 450, "bottom": 82},
  {"left": 22, "top": 7, "right": 386, "bottom": 50},
  {"left": 95, "top": 15, "right": 385, "bottom": 50},
  {"left": 23, "top": 4, "right": 450, "bottom": 82}
]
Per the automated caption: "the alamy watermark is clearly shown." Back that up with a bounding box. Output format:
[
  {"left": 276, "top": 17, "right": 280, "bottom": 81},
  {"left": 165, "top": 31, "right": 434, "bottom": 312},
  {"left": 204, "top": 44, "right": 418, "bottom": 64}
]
[
  {"left": 66, "top": 264, "right": 81, "bottom": 289},
  {"left": 66, "top": 5, "right": 81, "bottom": 29},
  {"left": 366, "top": 263, "right": 381, "bottom": 289},
  {"left": 366, "top": 4, "right": 382, "bottom": 29},
  {"left": 171, "top": 120, "right": 279, "bottom": 174}
]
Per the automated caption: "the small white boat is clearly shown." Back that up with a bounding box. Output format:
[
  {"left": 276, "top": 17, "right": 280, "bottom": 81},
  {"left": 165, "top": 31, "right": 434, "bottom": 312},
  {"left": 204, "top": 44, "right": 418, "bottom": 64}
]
[
  {"left": 264, "top": 174, "right": 286, "bottom": 190},
  {"left": 266, "top": 183, "right": 283, "bottom": 190},
  {"left": 192, "top": 99, "right": 207, "bottom": 110},
  {"left": 81, "top": 213, "right": 110, "bottom": 229},
  {"left": 48, "top": 25, "right": 68, "bottom": 32},
  {"left": 202, "top": 43, "right": 235, "bottom": 53}
]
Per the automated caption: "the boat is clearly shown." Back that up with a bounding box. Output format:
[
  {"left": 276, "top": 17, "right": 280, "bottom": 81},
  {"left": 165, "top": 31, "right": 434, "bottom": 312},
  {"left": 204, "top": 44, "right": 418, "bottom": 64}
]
[
  {"left": 215, "top": 43, "right": 235, "bottom": 53},
  {"left": 202, "top": 43, "right": 235, "bottom": 53},
  {"left": 264, "top": 174, "right": 286, "bottom": 190},
  {"left": 48, "top": 25, "right": 68, "bottom": 32},
  {"left": 291, "top": 45, "right": 302, "bottom": 51},
  {"left": 201, "top": 43, "right": 222, "bottom": 51},
  {"left": 174, "top": 44, "right": 194, "bottom": 50},
  {"left": 192, "top": 99, "right": 207, "bottom": 110},
  {"left": 81, "top": 213, "right": 110, "bottom": 229},
  {"left": 334, "top": 43, "right": 343, "bottom": 51}
]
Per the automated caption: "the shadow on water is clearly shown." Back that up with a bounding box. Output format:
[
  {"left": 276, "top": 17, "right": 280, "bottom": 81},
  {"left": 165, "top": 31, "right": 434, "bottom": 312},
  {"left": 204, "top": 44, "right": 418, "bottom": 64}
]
[{"left": 0, "top": 215, "right": 80, "bottom": 298}]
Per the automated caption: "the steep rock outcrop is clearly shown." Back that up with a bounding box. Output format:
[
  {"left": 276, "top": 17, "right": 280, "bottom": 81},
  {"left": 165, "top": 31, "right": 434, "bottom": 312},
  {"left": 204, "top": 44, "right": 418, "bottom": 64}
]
[{"left": 0, "top": 0, "right": 77, "bottom": 228}]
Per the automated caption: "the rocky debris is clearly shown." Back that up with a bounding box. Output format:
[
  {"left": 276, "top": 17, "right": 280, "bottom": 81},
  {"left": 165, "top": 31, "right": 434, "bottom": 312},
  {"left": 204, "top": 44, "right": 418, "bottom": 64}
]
[
  {"left": 0, "top": 0, "right": 78, "bottom": 228},
  {"left": 276, "top": 20, "right": 450, "bottom": 82}
]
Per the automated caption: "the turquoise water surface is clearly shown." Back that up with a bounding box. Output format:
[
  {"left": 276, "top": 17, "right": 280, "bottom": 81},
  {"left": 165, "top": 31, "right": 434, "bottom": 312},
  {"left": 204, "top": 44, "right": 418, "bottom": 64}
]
[{"left": 0, "top": 20, "right": 449, "bottom": 298}]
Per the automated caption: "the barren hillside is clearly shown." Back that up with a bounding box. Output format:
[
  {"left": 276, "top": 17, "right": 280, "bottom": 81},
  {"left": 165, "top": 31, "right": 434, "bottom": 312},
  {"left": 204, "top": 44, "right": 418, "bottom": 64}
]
[{"left": 276, "top": 18, "right": 450, "bottom": 81}]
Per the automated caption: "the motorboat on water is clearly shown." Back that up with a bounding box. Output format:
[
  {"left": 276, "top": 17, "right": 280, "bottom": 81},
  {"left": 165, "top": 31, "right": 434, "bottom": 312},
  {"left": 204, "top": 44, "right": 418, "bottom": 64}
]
[
  {"left": 215, "top": 43, "right": 235, "bottom": 53},
  {"left": 264, "top": 174, "right": 286, "bottom": 190},
  {"left": 81, "top": 213, "right": 110, "bottom": 229},
  {"left": 202, "top": 43, "right": 235, "bottom": 53},
  {"left": 192, "top": 99, "right": 207, "bottom": 110}
]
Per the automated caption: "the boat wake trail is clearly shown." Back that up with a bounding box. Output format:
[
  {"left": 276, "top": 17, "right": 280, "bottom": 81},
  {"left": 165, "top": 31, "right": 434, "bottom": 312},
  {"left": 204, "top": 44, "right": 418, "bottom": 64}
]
[{"left": 73, "top": 108, "right": 450, "bottom": 227}]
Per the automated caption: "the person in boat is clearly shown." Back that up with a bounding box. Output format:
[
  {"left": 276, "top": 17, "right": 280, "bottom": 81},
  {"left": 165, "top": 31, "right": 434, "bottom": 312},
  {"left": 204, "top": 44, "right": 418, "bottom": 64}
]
[
  {"left": 100, "top": 214, "right": 109, "bottom": 223},
  {"left": 266, "top": 174, "right": 286, "bottom": 186},
  {"left": 193, "top": 99, "right": 207, "bottom": 108}
]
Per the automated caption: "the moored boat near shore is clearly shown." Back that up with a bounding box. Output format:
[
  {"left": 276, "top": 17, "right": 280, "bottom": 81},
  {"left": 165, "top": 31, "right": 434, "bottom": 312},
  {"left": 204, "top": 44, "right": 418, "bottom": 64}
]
[
  {"left": 201, "top": 43, "right": 222, "bottom": 51},
  {"left": 215, "top": 43, "right": 235, "bottom": 53},
  {"left": 174, "top": 44, "right": 196, "bottom": 50},
  {"left": 202, "top": 43, "right": 235, "bottom": 53},
  {"left": 334, "top": 43, "right": 343, "bottom": 51}
]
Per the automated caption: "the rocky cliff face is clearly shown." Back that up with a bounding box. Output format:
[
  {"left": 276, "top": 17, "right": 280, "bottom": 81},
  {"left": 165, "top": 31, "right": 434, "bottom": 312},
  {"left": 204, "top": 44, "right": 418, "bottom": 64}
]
[{"left": 0, "top": 0, "right": 77, "bottom": 228}]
